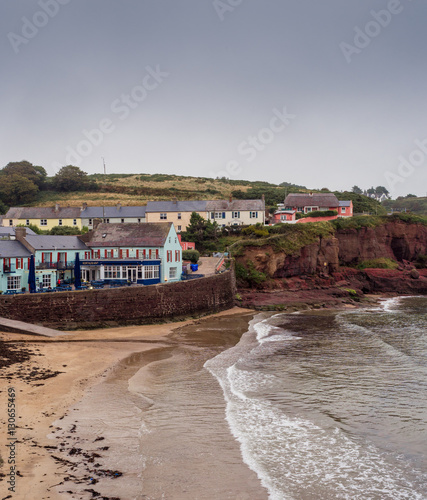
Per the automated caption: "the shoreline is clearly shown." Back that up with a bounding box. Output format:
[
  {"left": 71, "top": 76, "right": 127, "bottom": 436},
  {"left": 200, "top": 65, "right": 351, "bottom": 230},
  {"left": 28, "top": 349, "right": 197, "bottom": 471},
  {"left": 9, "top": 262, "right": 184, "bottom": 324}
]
[{"left": 0, "top": 307, "right": 261, "bottom": 500}]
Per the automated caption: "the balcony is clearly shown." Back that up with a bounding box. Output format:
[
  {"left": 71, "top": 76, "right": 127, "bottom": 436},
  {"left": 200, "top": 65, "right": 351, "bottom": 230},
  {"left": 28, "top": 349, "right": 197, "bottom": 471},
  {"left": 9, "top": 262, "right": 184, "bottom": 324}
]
[
  {"left": 36, "top": 262, "right": 58, "bottom": 270},
  {"left": 3, "top": 265, "right": 16, "bottom": 274}
]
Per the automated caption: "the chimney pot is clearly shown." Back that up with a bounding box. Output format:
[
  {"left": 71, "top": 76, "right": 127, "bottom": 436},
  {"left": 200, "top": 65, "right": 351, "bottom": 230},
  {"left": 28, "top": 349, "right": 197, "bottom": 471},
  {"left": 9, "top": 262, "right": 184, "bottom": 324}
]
[{"left": 55, "top": 203, "right": 60, "bottom": 213}]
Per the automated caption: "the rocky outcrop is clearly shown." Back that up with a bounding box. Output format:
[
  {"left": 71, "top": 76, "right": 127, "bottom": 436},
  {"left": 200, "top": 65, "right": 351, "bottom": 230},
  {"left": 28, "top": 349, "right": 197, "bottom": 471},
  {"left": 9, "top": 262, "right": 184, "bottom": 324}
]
[
  {"left": 237, "top": 221, "right": 427, "bottom": 280},
  {"left": 336, "top": 221, "right": 427, "bottom": 265}
]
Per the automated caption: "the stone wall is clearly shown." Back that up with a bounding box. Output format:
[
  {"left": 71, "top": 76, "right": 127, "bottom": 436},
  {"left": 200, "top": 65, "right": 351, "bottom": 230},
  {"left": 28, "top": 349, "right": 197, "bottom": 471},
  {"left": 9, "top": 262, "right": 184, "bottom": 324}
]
[{"left": 0, "top": 269, "right": 236, "bottom": 330}]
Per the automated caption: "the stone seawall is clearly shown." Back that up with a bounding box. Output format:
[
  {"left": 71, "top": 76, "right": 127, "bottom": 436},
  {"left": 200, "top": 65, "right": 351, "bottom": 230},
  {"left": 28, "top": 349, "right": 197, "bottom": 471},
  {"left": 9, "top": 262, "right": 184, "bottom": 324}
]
[{"left": 0, "top": 270, "right": 236, "bottom": 330}]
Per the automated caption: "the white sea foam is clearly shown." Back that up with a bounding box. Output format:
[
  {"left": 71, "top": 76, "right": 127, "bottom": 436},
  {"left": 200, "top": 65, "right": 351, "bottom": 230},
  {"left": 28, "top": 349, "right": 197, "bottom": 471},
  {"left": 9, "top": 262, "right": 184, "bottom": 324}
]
[{"left": 205, "top": 312, "right": 427, "bottom": 500}]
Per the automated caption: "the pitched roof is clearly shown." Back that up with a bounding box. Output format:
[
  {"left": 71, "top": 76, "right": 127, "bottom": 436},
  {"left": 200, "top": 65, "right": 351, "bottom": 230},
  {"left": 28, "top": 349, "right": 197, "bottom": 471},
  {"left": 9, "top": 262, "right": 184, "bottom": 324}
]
[
  {"left": 339, "top": 200, "right": 352, "bottom": 207},
  {"left": 0, "top": 227, "right": 36, "bottom": 236},
  {"left": 284, "top": 193, "right": 339, "bottom": 207},
  {"left": 0, "top": 241, "right": 32, "bottom": 258},
  {"left": 86, "top": 223, "right": 173, "bottom": 247},
  {"left": 24, "top": 235, "right": 88, "bottom": 250},
  {"left": 145, "top": 200, "right": 207, "bottom": 213},
  {"left": 80, "top": 206, "right": 146, "bottom": 218},
  {"left": 205, "top": 199, "right": 265, "bottom": 211},
  {"left": 5, "top": 206, "right": 81, "bottom": 219}
]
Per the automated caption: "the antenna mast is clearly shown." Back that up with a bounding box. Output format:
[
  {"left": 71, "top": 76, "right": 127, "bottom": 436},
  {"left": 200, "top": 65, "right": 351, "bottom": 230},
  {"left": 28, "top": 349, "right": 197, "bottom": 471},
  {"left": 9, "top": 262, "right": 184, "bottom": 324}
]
[{"left": 102, "top": 158, "right": 106, "bottom": 222}]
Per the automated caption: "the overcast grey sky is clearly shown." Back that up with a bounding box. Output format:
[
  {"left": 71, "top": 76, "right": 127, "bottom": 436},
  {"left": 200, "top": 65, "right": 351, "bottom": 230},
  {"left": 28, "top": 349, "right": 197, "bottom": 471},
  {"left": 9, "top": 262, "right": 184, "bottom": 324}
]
[{"left": 1, "top": 0, "right": 426, "bottom": 197}]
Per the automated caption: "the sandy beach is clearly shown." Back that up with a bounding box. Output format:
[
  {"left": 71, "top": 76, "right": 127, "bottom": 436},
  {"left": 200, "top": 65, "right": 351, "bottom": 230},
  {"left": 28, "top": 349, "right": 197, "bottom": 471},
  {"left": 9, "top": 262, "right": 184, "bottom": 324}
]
[{"left": 0, "top": 308, "right": 268, "bottom": 500}]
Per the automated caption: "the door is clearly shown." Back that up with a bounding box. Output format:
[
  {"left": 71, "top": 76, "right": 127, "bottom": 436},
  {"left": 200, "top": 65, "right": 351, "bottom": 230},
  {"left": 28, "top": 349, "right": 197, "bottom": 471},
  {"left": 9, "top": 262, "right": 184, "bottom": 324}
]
[{"left": 127, "top": 267, "right": 137, "bottom": 282}]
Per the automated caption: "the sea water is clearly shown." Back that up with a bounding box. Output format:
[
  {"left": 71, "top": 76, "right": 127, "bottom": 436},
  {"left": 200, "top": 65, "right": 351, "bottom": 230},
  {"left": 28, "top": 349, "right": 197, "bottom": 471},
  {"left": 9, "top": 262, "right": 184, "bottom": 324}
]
[{"left": 205, "top": 297, "right": 427, "bottom": 500}]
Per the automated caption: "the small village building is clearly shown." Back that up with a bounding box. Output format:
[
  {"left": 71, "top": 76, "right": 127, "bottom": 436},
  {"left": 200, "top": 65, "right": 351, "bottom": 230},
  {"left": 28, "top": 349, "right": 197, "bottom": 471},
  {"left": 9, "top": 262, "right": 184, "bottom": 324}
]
[
  {"left": 80, "top": 203, "right": 146, "bottom": 228},
  {"left": 205, "top": 199, "right": 265, "bottom": 226},
  {"left": 145, "top": 200, "right": 207, "bottom": 233},
  {"left": 271, "top": 209, "right": 297, "bottom": 224},
  {"left": 4, "top": 205, "right": 82, "bottom": 230},
  {"left": 15, "top": 228, "right": 88, "bottom": 289},
  {"left": 339, "top": 200, "right": 353, "bottom": 217},
  {"left": 81, "top": 223, "right": 182, "bottom": 284},
  {"left": 284, "top": 193, "right": 340, "bottom": 214},
  {"left": 0, "top": 240, "right": 31, "bottom": 292}
]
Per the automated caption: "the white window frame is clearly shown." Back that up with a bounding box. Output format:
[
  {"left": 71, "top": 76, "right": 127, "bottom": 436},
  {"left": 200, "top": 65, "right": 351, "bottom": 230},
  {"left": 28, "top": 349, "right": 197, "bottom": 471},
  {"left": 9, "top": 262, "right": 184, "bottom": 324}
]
[
  {"left": 144, "top": 265, "right": 159, "bottom": 280},
  {"left": 42, "top": 274, "right": 51, "bottom": 288},
  {"left": 169, "top": 267, "right": 177, "bottom": 279},
  {"left": 341, "top": 207, "right": 346, "bottom": 213},
  {"left": 249, "top": 211, "right": 258, "bottom": 219},
  {"left": 160, "top": 213, "right": 167, "bottom": 220},
  {"left": 232, "top": 211, "right": 240, "bottom": 218},
  {"left": 73, "top": 219, "right": 77, "bottom": 226},
  {"left": 58, "top": 219, "right": 63, "bottom": 226},
  {"left": 26, "top": 219, "right": 30, "bottom": 226},
  {"left": 177, "top": 213, "right": 182, "bottom": 220},
  {"left": 7, "top": 276, "right": 21, "bottom": 290},
  {"left": 40, "top": 219, "right": 47, "bottom": 226}
]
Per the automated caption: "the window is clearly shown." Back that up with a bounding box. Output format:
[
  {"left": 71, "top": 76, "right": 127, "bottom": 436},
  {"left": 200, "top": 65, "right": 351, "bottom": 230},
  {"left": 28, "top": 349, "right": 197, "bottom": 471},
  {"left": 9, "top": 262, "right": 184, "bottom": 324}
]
[
  {"left": 121, "top": 218, "right": 124, "bottom": 223},
  {"left": 249, "top": 211, "right": 258, "bottom": 219},
  {"left": 160, "top": 213, "right": 167, "bottom": 220},
  {"left": 175, "top": 250, "right": 180, "bottom": 262},
  {"left": 7, "top": 276, "right": 21, "bottom": 290},
  {"left": 169, "top": 267, "right": 177, "bottom": 279},
  {"left": 169, "top": 237, "right": 171, "bottom": 243},
  {"left": 104, "top": 266, "right": 121, "bottom": 279},
  {"left": 167, "top": 251, "right": 172, "bottom": 262},
  {"left": 26, "top": 220, "right": 30, "bottom": 226},
  {"left": 58, "top": 219, "right": 63, "bottom": 226},
  {"left": 177, "top": 225, "right": 182, "bottom": 232},
  {"left": 156, "top": 249, "right": 159, "bottom": 259},
  {"left": 177, "top": 213, "right": 182, "bottom": 220},
  {"left": 144, "top": 265, "right": 159, "bottom": 280},
  {"left": 73, "top": 219, "right": 77, "bottom": 226},
  {"left": 42, "top": 252, "right": 52, "bottom": 263},
  {"left": 16, "top": 258, "right": 23, "bottom": 270},
  {"left": 213, "top": 212, "right": 225, "bottom": 219},
  {"left": 42, "top": 274, "right": 51, "bottom": 288},
  {"left": 297, "top": 207, "right": 304, "bottom": 212},
  {"left": 40, "top": 219, "right": 47, "bottom": 226},
  {"left": 341, "top": 207, "right": 346, "bottom": 213},
  {"left": 232, "top": 211, "right": 240, "bottom": 218},
  {"left": 9, "top": 220, "right": 13, "bottom": 226},
  {"left": 137, "top": 218, "right": 141, "bottom": 223},
  {"left": 104, "top": 218, "right": 110, "bottom": 223},
  {"left": 89, "top": 218, "right": 93, "bottom": 225}
]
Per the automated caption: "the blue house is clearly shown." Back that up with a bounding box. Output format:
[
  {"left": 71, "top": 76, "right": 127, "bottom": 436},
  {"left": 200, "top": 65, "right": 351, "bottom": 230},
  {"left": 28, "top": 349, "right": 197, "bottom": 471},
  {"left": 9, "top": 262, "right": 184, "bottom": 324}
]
[
  {"left": 80, "top": 222, "right": 182, "bottom": 285},
  {"left": 0, "top": 240, "right": 31, "bottom": 293}
]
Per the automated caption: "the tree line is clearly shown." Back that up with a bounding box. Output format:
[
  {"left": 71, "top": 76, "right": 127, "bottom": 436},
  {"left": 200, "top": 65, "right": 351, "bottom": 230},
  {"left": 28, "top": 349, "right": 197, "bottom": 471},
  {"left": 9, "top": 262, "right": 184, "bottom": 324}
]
[{"left": 0, "top": 161, "right": 98, "bottom": 210}]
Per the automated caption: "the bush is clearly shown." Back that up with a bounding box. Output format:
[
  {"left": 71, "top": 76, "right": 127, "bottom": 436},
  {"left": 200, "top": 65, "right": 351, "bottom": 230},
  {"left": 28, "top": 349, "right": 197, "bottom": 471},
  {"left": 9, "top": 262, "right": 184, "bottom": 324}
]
[
  {"left": 241, "top": 224, "right": 269, "bottom": 238},
  {"left": 301, "top": 210, "right": 337, "bottom": 218},
  {"left": 235, "top": 261, "right": 267, "bottom": 287},
  {"left": 358, "top": 258, "right": 399, "bottom": 270},
  {"left": 415, "top": 254, "right": 427, "bottom": 269},
  {"left": 182, "top": 249, "right": 200, "bottom": 263}
]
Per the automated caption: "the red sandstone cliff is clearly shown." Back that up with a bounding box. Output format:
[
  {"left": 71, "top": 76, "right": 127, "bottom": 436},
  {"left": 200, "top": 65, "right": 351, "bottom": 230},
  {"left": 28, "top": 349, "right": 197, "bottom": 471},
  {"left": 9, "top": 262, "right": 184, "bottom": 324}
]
[{"left": 237, "top": 220, "right": 427, "bottom": 279}]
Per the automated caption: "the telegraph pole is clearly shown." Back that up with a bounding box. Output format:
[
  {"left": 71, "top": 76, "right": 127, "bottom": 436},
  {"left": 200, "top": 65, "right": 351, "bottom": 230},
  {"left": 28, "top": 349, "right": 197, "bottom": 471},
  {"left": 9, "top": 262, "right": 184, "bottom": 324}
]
[{"left": 102, "top": 158, "right": 106, "bottom": 222}]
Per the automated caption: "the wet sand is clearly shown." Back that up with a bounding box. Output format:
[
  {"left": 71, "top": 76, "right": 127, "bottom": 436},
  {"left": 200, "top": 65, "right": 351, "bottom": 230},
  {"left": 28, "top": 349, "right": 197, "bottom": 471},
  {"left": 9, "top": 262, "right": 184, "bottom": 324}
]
[{"left": 0, "top": 308, "right": 267, "bottom": 500}]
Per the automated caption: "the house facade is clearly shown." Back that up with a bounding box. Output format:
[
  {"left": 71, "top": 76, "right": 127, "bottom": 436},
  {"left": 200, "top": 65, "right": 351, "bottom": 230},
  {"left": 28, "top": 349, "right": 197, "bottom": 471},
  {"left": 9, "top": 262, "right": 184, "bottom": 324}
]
[
  {"left": 15, "top": 228, "right": 88, "bottom": 289},
  {"left": 81, "top": 222, "right": 182, "bottom": 285},
  {"left": 145, "top": 200, "right": 207, "bottom": 232},
  {"left": 284, "top": 193, "right": 353, "bottom": 218},
  {"left": 271, "top": 209, "right": 297, "bottom": 224},
  {"left": 145, "top": 198, "right": 265, "bottom": 231},
  {"left": 0, "top": 240, "right": 32, "bottom": 292},
  {"left": 3, "top": 203, "right": 147, "bottom": 231}
]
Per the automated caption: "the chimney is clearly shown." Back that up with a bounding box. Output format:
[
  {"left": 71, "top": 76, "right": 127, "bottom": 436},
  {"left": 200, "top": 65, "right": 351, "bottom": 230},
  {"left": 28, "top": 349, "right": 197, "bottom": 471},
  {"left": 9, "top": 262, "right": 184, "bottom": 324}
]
[
  {"left": 81, "top": 202, "right": 87, "bottom": 212},
  {"left": 93, "top": 218, "right": 102, "bottom": 230},
  {"left": 229, "top": 195, "right": 232, "bottom": 203},
  {"left": 172, "top": 197, "right": 177, "bottom": 205},
  {"left": 15, "top": 227, "right": 26, "bottom": 241},
  {"left": 55, "top": 202, "right": 60, "bottom": 213},
  {"left": 116, "top": 202, "right": 121, "bottom": 211}
]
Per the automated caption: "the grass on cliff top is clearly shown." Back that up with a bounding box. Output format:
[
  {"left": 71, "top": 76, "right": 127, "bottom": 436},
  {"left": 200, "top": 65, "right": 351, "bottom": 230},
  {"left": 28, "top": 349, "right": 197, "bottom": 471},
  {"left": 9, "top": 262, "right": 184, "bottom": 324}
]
[
  {"left": 330, "top": 212, "right": 427, "bottom": 230},
  {"left": 358, "top": 258, "right": 399, "bottom": 270},
  {"left": 231, "top": 222, "right": 335, "bottom": 257}
]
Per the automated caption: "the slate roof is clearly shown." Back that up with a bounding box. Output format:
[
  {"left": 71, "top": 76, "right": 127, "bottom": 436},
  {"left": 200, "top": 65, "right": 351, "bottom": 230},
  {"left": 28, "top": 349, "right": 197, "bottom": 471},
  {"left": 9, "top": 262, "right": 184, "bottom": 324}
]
[
  {"left": 5, "top": 206, "right": 81, "bottom": 219},
  {"left": 81, "top": 206, "right": 146, "bottom": 218},
  {"left": 339, "top": 200, "right": 352, "bottom": 207},
  {"left": 0, "top": 227, "right": 36, "bottom": 236},
  {"left": 284, "top": 193, "right": 339, "bottom": 207},
  {"left": 24, "top": 235, "right": 88, "bottom": 250},
  {"left": 85, "top": 223, "right": 173, "bottom": 247},
  {"left": 145, "top": 200, "right": 207, "bottom": 213},
  {"left": 0, "top": 241, "right": 32, "bottom": 258},
  {"left": 205, "top": 199, "right": 265, "bottom": 211}
]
